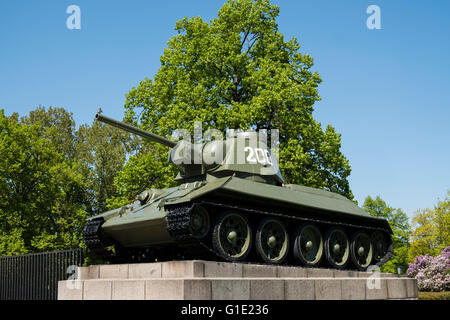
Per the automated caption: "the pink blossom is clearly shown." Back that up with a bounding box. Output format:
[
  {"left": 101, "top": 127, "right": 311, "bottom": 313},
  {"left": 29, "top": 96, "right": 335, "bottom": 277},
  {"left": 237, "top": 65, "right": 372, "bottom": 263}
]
[{"left": 407, "top": 247, "right": 450, "bottom": 292}]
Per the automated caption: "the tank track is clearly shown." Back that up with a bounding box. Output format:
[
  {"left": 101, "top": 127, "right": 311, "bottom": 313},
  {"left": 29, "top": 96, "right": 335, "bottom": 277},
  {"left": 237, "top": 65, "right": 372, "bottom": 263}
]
[
  {"left": 165, "top": 200, "right": 394, "bottom": 269},
  {"left": 82, "top": 217, "right": 116, "bottom": 261}
]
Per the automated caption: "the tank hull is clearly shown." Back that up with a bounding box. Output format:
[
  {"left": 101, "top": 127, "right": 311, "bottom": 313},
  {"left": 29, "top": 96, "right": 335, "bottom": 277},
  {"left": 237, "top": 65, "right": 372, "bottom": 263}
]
[{"left": 86, "top": 177, "right": 392, "bottom": 269}]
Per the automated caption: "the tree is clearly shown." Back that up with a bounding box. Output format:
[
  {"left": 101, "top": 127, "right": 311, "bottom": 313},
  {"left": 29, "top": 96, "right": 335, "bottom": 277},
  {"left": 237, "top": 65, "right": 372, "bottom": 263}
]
[
  {"left": 363, "top": 195, "right": 411, "bottom": 274},
  {"left": 409, "top": 192, "right": 450, "bottom": 260},
  {"left": 0, "top": 109, "right": 87, "bottom": 255},
  {"left": 118, "top": 0, "right": 353, "bottom": 202},
  {"left": 106, "top": 144, "right": 178, "bottom": 209},
  {"left": 75, "top": 120, "right": 136, "bottom": 215},
  {"left": 0, "top": 105, "right": 139, "bottom": 256},
  {"left": 21, "top": 106, "right": 137, "bottom": 216},
  {"left": 21, "top": 106, "right": 77, "bottom": 160}
]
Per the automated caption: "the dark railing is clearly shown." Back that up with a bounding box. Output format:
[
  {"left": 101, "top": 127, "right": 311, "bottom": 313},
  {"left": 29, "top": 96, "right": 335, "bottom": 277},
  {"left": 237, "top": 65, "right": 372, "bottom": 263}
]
[{"left": 0, "top": 248, "right": 84, "bottom": 300}]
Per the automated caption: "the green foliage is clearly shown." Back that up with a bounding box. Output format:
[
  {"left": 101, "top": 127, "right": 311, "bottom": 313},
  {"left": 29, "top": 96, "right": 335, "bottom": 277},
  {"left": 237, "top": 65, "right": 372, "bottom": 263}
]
[
  {"left": 363, "top": 195, "right": 411, "bottom": 274},
  {"left": 18, "top": 106, "right": 133, "bottom": 216},
  {"left": 21, "top": 106, "right": 77, "bottom": 160},
  {"left": 409, "top": 192, "right": 450, "bottom": 261},
  {"left": 121, "top": 0, "right": 353, "bottom": 200},
  {"left": 0, "top": 109, "right": 87, "bottom": 255},
  {"left": 0, "top": 106, "right": 136, "bottom": 256},
  {"left": 75, "top": 120, "right": 135, "bottom": 215},
  {"left": 106, "top": 144, "right": 178, "bottom": 209}
]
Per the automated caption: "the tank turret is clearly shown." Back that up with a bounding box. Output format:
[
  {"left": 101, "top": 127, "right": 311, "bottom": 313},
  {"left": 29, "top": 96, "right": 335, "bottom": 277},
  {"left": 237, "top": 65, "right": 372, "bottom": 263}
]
[{"left": 95, "top": 111, "right": 284, "bottom": 185}]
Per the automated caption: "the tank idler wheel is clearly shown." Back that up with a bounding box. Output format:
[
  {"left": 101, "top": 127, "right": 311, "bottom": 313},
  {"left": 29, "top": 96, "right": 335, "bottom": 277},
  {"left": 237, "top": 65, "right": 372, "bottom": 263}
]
[
  {"left": 324, "top": 227, "right": 350, "bottom": 269},
  {"left": 189, "top": 205, "right": 210, "bottom": 239},
  {"left": 371, "top": 231, "right": 388, "bottom": 262},
  {"left": 255, "top": 218, "right": 289, "bottom": 264},
  {"left": 293, "top": 224, "right": 323, "bottom": 267},
  {"left": 350, "top": 232, "right": 373, "bottom": 270},
  {"left": 212, "top": 212, "right": 252, "bottom": 262}
]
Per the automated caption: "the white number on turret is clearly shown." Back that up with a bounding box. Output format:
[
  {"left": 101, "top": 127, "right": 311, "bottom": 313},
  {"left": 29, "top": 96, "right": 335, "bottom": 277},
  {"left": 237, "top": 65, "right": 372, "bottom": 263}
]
[{"left": 244, "top": 147, "right": 273, "bottom": 165}]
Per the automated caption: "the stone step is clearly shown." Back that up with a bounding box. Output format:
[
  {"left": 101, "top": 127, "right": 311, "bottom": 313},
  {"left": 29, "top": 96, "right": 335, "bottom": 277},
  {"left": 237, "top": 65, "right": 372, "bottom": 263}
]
[
  {"left": 58, "top": 277, "right": 418, "bottom": 300},
  {"left": 76, "top": 260, "right": 406, "bottom": 280},
  {"left": 58, "top": 260, "right": 417, "bottom": 300}
]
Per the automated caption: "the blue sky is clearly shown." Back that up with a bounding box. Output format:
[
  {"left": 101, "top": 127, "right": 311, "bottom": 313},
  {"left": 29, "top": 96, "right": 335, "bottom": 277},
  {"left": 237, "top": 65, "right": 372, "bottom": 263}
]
[{"left": 0, "top": 0, "right": 449, "bottom": 219}]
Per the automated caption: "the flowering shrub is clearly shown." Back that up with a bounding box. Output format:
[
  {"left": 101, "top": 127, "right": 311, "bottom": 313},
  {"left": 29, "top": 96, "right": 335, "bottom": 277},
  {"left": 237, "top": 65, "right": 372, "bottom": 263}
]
[{"left": 407, "top": 247, "right": 450, "bottom": 292}]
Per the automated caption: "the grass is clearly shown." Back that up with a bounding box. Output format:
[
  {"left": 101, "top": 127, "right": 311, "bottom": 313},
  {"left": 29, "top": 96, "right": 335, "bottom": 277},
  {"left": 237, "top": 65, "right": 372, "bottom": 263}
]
[{"left": 418, "top": 291, "right": 450, "bottom": 300}]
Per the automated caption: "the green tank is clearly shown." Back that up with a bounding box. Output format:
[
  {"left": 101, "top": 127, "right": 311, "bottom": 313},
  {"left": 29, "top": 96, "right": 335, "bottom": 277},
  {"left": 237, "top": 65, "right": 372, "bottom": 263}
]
[{"left": 83, "top": 111, "right": 393, "bottom": 270}]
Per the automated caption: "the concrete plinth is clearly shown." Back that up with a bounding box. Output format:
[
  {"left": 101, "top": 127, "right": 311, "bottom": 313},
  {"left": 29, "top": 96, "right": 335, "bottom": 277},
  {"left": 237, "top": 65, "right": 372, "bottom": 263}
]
[{"left": 58, "top": 260, "right": 418, "bottom": 300}]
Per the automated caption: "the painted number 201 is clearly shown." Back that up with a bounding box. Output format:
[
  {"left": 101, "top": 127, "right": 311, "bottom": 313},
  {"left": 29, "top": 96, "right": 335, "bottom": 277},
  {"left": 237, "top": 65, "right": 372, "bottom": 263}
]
[{"left": 245, "top": 147, "right": 273, "bottom": 165}]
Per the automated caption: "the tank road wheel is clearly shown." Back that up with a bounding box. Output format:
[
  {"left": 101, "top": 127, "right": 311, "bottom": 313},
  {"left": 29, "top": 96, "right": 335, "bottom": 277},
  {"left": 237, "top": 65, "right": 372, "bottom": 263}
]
[
  {"left": 189, "top": 205, "right": 210, "bottom": 239},
  {"left": 324, "top": 228, "right": 350, "bottom": 269},
  {"left": 255, "top": 218, "right": 289, "bottom": 264},
  {"left": 371, "top": 231, "right": 389, "bottom": 262},
  {"left": 293, "top": 224, "right": 323, "bottom": 267},
  {"left": 212, "top": 212, "right": 252, "bottom": 262},
  {"left": 350, "top": 232, "right": 373, "bottom": 270}
]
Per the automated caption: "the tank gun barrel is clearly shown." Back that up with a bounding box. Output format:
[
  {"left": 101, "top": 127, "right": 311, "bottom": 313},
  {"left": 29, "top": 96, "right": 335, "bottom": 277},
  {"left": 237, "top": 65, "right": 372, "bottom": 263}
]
[{"left": 95, "top": 112, "right": 176, "bottom": 148}]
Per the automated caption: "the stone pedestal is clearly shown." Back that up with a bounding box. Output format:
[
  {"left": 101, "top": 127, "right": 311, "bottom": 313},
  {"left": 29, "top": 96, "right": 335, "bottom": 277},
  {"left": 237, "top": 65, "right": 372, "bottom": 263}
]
[{"left": 58, "top": 260, "right": 418, "bottom": 300}]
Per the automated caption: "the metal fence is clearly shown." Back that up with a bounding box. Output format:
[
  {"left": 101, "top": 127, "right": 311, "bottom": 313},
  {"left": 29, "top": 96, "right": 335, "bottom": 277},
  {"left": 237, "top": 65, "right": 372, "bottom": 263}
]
[{"left": 0, "top": 248, "right": 84, "bottom": 300}]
